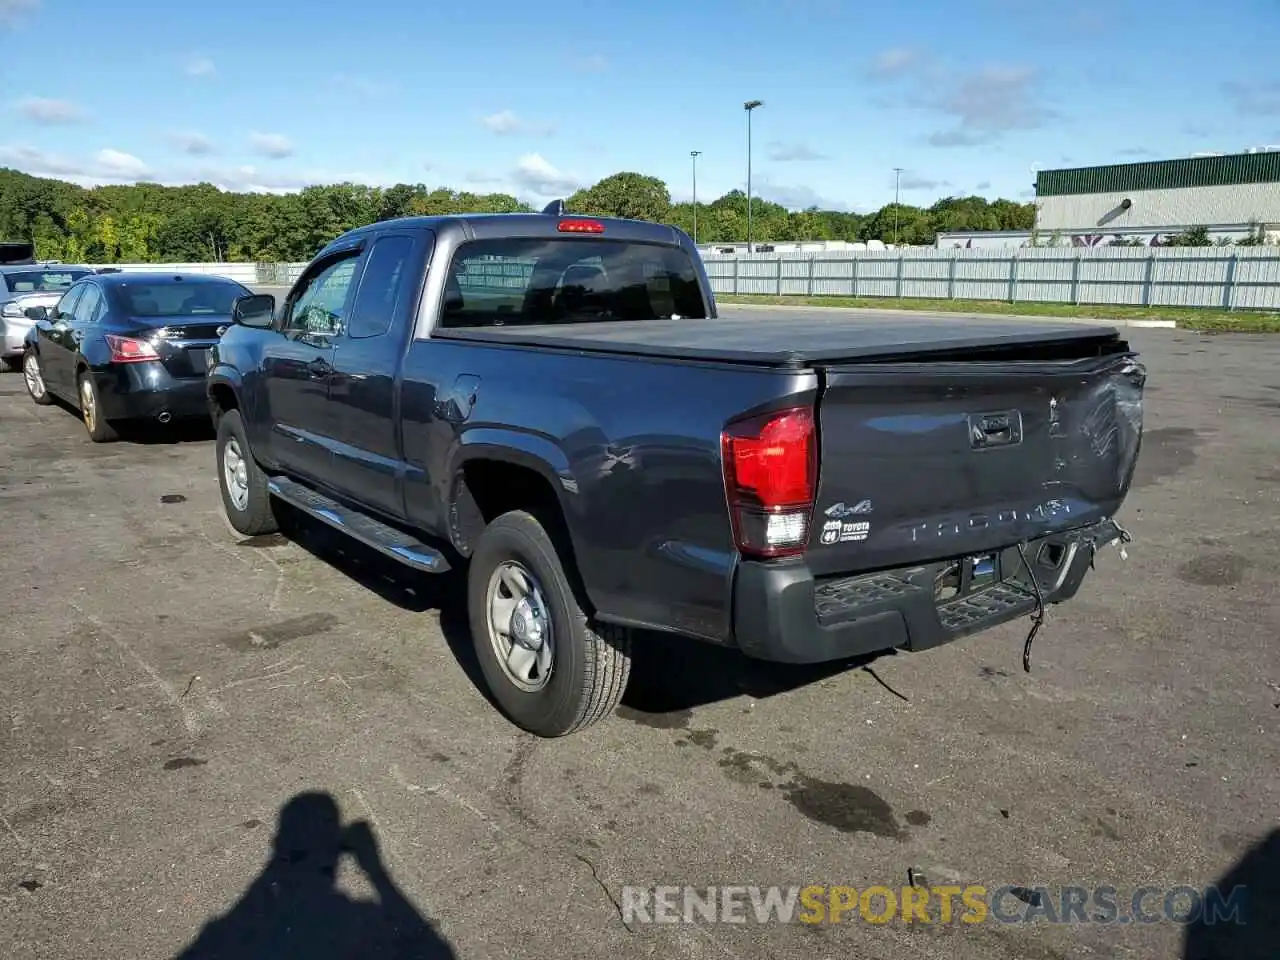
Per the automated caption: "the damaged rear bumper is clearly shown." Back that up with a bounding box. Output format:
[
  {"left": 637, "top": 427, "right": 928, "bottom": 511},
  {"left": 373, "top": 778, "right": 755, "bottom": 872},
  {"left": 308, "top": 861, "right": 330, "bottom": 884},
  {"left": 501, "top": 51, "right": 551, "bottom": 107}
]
[{"left": 731, "top": 518, "right": 1127, "bottom": 664}]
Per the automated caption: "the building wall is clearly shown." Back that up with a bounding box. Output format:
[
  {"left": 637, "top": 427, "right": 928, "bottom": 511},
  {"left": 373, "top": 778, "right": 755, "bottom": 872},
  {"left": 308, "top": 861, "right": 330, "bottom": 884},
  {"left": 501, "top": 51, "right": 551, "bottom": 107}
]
[{"left": 1035, "top": 182, "right": 1280, "bottom": 231}]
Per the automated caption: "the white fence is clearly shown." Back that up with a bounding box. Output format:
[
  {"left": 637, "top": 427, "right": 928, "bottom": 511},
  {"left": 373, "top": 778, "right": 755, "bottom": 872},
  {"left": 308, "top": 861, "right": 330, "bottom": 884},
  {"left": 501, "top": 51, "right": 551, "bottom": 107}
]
[
  {"left": 89, "top": 246, "right": 1280, "bottom": 311},
  {"left": 701, "top": 247, "right": 1280, "bottom": 310}
]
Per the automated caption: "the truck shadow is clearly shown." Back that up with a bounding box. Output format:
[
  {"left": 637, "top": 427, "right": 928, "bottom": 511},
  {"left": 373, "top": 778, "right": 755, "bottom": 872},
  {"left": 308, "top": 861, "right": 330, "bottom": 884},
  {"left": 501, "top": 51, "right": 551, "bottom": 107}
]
[
  {"left": 1183, "top": 828, "right": 1279, "bottom": 960},
  {"left": 274, "top": 508, "right": 896, "bottom": 722},
  {"left": 172, "top": 790, "right": 456, "bottom": 959},
  {"left": 622, "top": 630, "right": 896, "bottom": 716},
  {"left": 273, "top": 507, "right": 493, "bottom": 708}
]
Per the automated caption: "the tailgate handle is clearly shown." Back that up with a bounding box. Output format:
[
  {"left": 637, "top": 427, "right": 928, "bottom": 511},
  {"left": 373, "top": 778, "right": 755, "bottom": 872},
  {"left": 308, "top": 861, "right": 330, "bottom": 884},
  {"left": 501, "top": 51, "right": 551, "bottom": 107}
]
[{"left": 969, "top": 410, "right": 1022, "bottom": 449}]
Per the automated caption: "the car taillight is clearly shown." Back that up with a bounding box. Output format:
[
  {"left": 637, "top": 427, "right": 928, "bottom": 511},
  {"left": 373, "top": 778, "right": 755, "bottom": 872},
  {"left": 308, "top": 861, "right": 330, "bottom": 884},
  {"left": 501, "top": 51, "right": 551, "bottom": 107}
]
[
  {"left": 721, "top": 406, "right": 816, "bottom": 559},
  {"left": 557, "top": 218, "right": 605, "bottom": 234},
  {"left": 105, "top": 334, "right": 160, "bottom": 363}
]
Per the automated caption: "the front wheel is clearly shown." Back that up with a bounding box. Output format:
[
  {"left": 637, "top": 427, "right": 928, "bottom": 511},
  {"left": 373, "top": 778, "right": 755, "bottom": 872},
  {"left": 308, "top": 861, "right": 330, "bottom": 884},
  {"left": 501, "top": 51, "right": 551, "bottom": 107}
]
[
  {"left": 468, "top": 510, "right": 631, "bottom": 737},
  {"left": 216, "top": 409, "right": 279, "bottom": 536},
  {"left": 23, "top": 352, "right": 53, "bottom": 405}
]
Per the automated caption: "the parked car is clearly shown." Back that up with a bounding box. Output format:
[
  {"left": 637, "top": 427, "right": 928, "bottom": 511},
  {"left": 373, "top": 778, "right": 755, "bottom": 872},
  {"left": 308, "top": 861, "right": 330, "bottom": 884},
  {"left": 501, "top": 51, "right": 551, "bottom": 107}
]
[
  {"left": 1, "top": 260, "right": 94, "bottom": 371},
  {"left": 207, "top": 205, "right": 1147, "bottom": 738},
  {"left": 22, "top": 271, "right": 251, "bottom": 441}
]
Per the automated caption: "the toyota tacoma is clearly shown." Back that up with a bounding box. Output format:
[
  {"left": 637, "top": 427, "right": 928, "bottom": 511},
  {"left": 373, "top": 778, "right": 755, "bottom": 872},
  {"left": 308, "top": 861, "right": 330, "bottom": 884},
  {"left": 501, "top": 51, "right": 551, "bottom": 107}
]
[{"left": 207, "top": 204, "right": 1145, "bottom": 738}]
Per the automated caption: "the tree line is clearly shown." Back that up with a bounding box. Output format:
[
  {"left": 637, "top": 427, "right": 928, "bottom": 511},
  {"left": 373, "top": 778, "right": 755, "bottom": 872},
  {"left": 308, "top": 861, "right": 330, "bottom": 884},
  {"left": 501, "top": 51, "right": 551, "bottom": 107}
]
[{"left": 0, "top": 166, "right": 1037, "bottom": 264}]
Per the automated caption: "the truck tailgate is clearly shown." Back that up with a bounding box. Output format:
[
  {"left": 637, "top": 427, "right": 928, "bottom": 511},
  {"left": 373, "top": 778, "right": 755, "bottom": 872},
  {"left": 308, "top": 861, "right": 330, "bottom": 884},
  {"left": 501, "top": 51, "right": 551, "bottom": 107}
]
[{"left": 807, "top": 352, "right": 1145, "bottom": 577}]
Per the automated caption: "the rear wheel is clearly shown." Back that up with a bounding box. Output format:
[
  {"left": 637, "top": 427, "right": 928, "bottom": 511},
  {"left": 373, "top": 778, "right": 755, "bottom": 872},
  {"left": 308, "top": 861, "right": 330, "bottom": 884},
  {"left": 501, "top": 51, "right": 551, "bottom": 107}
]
[
  {"left": 216, "top": 408, "right": 279, "bottom": 536},
  {"left": 23, "top": 352, "right": 53, "bottom": 405},
  {"left": 2, "top": 356, "right": 20, "bottom": 373},
  {"left": 78, "top": 371, "right": 118, "bottom": 442},
  {"left": 468, "top": 510, "right": 631, "bottom": 737}
]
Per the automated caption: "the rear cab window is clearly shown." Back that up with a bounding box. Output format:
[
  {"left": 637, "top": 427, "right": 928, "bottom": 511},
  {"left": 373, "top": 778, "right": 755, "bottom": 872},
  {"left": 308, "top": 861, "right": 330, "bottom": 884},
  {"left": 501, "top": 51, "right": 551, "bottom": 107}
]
[
  {"left": 438, "top": 238, "right": 707, "bottom": 329},
  {"left": 3, "top": 269, "right": 90, "bottom": 293}
]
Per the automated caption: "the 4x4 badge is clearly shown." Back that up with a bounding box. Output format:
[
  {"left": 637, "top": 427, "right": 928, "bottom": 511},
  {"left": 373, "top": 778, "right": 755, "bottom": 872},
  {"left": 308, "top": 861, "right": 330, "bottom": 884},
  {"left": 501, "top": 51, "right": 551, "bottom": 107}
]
[{"left": 824, "top": 499, "right": 872, "bottom": 519}]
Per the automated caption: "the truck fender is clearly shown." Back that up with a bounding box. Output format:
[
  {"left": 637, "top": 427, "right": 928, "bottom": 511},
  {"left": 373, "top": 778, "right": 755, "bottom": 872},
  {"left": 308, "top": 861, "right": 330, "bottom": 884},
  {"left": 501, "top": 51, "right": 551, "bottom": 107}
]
[
  {"left": 445, "top": 427, "right": 590, "bottom": 569},
  {"left": 205, "top": 364, "right": 244, "bottom": 415},
  {"left": 448, "top": 426, "right": 578, "bottom": 509}
]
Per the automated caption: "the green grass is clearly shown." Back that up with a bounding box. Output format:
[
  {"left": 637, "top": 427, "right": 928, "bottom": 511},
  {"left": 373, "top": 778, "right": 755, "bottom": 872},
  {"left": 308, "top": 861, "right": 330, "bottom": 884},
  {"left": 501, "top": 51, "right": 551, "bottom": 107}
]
[{"left": 716, "top": 294, "right": 1280, "bottom": 332}]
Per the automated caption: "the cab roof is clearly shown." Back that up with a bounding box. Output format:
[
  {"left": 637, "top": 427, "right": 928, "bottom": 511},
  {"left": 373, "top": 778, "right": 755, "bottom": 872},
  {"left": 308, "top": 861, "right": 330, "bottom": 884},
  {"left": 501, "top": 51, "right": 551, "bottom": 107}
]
[{"left": 316, "top": 204, "right": 689, "bottom": 260}]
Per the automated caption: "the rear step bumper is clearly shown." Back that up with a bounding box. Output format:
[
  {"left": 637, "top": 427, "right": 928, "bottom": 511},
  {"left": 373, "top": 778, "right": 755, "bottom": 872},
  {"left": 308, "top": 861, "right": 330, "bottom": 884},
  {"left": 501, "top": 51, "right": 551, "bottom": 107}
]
[
  {"left": 267, "top": 476, "right": 451, "bottom": 574},
  {"left": 732, "top": 518, "right": 1125, "bottom": 664}
]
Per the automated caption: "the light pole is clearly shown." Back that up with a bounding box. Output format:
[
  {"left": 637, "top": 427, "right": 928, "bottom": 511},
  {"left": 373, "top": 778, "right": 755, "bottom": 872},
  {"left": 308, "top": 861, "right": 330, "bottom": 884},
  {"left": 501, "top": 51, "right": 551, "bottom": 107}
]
[
  {"left": 744, "top": 99, "right": 763, "bottom": 252},
  {"left": 892, "top": 167, "right": 903, "bottom": 247},
  {"left": 690, "top": 150, "right": 701, "bottom": 245}
]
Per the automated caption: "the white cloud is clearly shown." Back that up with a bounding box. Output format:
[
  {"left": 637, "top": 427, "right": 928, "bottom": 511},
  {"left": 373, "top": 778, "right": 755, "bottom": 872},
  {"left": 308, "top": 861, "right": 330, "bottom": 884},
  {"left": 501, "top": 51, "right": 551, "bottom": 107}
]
[
  {"left": 481, "top": 110, "right": 555, "bottom": 137},
  {"left": 0, "top": 144, "right": 151, "bottom": 183},
  {"left": 169, "top": 131, "right": 215, "bottom": 155},
  {"left": 767, "top": 141, "right": 828, "bottom": 162},
  {"left": 754, "top": 181, "right": 853, "bottom": 212},
  {"left": 249, "top": 131, "right": 294, "bottom": 159},
  {"left": 896, "top": 172, "right": 950, "bottom": 191},
  {"left": 867, "top": 47, "right": 922, "bottom": 79},
  {"left": 95, "top": 148, "right": 149, "bottom": 179},
  {"left": 579, "top": 54, "right": 607, "bottom": 72},
  {"left": 0, "top": 0, "right": 39, "bottom": 25},
  {"left": 923, "top": 65, "right": 1056, "bottom": 147},
  {"left": 1222, "top": 81, "right": 1280, "bottom": 116},
  {"left": 0, "top": 142, "right": 396, "bottom": 194},
  {"left": 511, "top": 153, "right": 581, "bottom": 196},
  {"left": 14, "top": 96, "right": 85, "bottom": 124},
  {"left": 330, "top": 74, "right": 392, "bottom": 99},
  {"left": 0, "top": 144, "right": 84, "bottom": 177},
  {"left": 185, "top": 56, "right": 215, "bottom": 77}
]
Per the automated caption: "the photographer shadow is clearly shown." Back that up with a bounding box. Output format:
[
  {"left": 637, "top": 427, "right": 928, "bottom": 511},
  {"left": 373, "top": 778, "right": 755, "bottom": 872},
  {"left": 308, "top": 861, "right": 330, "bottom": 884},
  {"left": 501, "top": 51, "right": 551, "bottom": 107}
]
[
  {"left": 1184, "top": 828, "right": 1279, "bottom": 960},
  {"left": 175, "top": 791, "right": 455, "bottom": 960}
]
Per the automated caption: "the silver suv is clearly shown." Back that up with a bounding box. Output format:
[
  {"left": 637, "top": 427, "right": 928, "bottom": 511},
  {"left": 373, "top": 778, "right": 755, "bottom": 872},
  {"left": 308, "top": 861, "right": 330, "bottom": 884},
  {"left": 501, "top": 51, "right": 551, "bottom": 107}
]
[{"left": 1, "top": 260, "right": 94, "bottom": 370}]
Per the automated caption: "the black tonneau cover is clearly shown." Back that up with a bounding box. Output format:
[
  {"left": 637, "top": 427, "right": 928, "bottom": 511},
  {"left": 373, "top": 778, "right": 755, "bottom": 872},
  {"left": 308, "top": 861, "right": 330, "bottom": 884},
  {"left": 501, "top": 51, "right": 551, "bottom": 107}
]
[{"left": 431, "top": 313, "right": 1123, "bottom": 367}]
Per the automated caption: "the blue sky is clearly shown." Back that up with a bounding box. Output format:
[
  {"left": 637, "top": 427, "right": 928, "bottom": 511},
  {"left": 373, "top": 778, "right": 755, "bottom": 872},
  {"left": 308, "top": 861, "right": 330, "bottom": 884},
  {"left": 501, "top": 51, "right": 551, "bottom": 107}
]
[{"left": 1, "top": 0, "right": 1278, "bottom": 211}]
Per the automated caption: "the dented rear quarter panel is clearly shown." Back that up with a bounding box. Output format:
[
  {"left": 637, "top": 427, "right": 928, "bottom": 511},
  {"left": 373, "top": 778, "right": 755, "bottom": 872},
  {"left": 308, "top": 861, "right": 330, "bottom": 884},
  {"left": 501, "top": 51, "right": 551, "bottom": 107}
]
[{"left": 397, "top": 339, "right": 817, "bottom": 643}]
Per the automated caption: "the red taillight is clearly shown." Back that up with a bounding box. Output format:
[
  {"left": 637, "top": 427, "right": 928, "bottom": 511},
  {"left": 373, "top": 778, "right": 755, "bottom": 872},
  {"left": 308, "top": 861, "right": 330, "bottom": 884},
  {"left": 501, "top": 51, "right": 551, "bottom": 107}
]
[
  {"left": 105, "top": 334, "right": 160, "bottom": 363},
  {"left": 721, "top": 406, "right": 816, "bottom": 559},
  {"left": 557, "top": 218, "right": 605, "bottom": 234}
]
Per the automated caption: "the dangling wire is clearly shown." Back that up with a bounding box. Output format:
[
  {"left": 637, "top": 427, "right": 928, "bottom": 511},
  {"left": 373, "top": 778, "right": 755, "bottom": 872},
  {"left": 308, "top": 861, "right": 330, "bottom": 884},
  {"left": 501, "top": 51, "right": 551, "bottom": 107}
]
[{"left": 1015, "top": 542, "right": 1046, "bottom": 673}]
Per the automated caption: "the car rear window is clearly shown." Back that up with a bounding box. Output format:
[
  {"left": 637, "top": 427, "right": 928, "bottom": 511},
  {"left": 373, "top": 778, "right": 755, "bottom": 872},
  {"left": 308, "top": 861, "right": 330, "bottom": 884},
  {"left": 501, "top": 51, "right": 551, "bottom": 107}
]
[
  {"left": 3, "top": 270, "right": 90, "bottom": 292},
  {"left": 116, "top": 281, "right": 244, "bottom": 317},
  {"left": 440, "top": 238, "right": 707, "bottom": 328}
]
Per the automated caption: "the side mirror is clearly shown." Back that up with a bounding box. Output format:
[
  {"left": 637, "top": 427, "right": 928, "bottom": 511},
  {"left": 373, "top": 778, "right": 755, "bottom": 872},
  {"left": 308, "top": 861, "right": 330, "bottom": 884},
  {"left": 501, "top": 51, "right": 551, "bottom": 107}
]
[
  {"left": 24, "top": 305, "right": 48, "bottom": 322},
  {"left": 232, "top": 294, "right": 276, "bottom": 329}
]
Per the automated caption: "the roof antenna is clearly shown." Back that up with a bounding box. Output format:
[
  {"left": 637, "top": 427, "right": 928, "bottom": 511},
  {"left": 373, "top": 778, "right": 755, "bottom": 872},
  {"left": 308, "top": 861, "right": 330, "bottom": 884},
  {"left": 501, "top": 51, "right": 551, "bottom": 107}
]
[{"left": 541, "top": 199, "right": 565, "bottom": 216}]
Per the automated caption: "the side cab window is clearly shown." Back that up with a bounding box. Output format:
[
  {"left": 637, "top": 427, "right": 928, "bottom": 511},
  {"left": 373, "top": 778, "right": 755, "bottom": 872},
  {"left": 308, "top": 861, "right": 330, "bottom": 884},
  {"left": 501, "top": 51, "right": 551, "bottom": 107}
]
[
  {"left": 346, "top": 235, "right": 415, "bottom": 339},
  {"left": 283, "top": 254, "right": 361, "bottom": 337},
  {"left": 54, "top": 283, "right": 85, "bottom": 321},
  {"left": 75, "top": 284, "right": 105, "bottom": 323}
]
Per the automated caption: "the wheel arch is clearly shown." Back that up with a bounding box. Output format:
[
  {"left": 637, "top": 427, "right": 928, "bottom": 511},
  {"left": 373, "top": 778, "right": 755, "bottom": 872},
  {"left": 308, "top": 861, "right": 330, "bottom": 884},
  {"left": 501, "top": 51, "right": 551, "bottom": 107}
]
[{"left": 448, "top": 440, "right": 597, "bottom": 614}]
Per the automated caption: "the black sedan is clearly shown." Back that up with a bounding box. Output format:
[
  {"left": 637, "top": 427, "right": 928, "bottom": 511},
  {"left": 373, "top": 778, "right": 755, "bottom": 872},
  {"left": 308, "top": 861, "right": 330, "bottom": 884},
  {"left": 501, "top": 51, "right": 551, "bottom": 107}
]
[{"left": 21, "top": 272, "right": 252, "bottom": 442}]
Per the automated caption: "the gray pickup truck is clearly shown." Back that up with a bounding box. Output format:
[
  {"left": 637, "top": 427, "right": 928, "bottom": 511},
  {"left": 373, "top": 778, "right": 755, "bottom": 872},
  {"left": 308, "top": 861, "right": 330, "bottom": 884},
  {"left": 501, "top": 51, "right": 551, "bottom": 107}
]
[{"left": 208, "top": 204, "right": 1145, "bottom": 737}]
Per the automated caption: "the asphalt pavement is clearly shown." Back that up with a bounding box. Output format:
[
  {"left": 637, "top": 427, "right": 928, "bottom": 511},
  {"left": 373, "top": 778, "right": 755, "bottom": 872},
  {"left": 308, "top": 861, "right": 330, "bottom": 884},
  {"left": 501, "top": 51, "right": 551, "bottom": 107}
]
[{"left": 1, "top": 321, "right": 1277, "bottom": 959}]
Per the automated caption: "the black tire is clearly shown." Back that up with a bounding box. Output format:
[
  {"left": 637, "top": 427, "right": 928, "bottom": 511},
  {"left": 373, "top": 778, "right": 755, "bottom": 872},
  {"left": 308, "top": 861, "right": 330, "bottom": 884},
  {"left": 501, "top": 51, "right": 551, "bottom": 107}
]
[
  {"left": 2, "top": 355, "right": 20, "bottom": 372},
  {"left": 468, "top": 510, "right": 631, "bottom": 737},
  {"left": 77, "top": 370, "right": 118, "bottom": 443},
  {"left": 22, "top": 351, "right": 53, "bottom": 405},
  {"left": 216, "top": 409, "right": 279, "bottom": 536}
]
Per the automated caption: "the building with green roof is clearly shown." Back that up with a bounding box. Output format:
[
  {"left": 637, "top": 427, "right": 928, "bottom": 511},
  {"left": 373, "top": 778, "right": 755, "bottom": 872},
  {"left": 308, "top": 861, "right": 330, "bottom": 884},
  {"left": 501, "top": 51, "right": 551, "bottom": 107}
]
[{"left": 1033, "top": 151, "right": 1280, "bottom": 240}]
